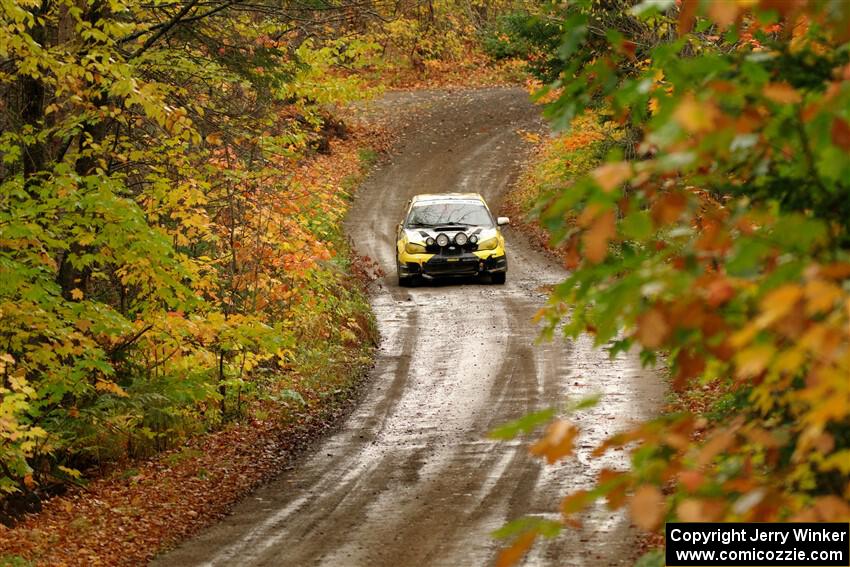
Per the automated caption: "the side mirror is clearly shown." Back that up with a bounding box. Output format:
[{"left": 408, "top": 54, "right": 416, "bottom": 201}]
[{"left": 497, "top": 216, "right": 510, "bottom": 226}]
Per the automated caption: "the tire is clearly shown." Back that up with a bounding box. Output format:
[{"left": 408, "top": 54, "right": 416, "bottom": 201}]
[
  {"left": 398, "top": 263, "right": 415, "bottom": 287},
  {"left": 491, "top": 272, "right": 506, "bottom": 285}
]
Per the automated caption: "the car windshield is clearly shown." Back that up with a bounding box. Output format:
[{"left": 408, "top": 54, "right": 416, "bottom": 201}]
[{"left": 406, "top": 201, "right": 493, "bottom": 228}]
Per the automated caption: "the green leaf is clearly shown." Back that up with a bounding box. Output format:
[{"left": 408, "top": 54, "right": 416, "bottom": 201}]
[
  {"left": 489, "top": 408, "right": 556, "bottom": 440},
  {"left": 492, "top": 516, "right": 563, "bottom": 540},
  {"left": 635, "top": 549, "right": 665, "bottom": 567},
  {"left": 621, "top": 210, "right": 654, "bottom": 241}
]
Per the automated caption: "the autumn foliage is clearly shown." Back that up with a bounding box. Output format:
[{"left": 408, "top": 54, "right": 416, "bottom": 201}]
[
  {"left": 499, "top": 0, "right": 850, "bottom": 564},
  {"left": 0, "top": 0, "right": 389, "bottom": 513},
  {"left": 0, "top": 0, "right": 533, "bottom": 545}
]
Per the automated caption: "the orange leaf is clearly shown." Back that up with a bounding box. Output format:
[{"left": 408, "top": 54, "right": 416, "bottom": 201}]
[
  {"left": 591, "top": 162, "right": 632, "bottom": 193},
  {"left": 582, "top": 209, "right": 616, "bottom": 264},
  {"left": 697, "top": 429, "right": 736, "bottom": 468},
  {"left": 677, "top": 498, "right": 707, "bottom": 522},
  {"left": 830, "top": 117, "right": 850, "bottom": 150},
  {"left": 811, "top": 496, "right": 850, "bottom": 521},
  {"left": 763, "top": 82, "right": 802, "bottom": 104},
  {"left": 678, "top": 470, "right": 704, "bottom": 492},
  {"left": 561, "top": 489, "right": 592, "bottom": 516},
  {"left": 651, "top": 191, "right": 687, "bottom": 225},
  {"left": 620, "top": 40, "right": 637, "bottom": 59},
  {"left": 682, "top": 495, "right": 726, "bottom": 520},
  {"left": 707, "top": 1, "right": 739, "bottom": 28},
  {"left": 629, "top": 485, "right": 665, "bottom": 530},
  {"left": 704, "top": 276, "right": 735, "bottom": 308},
  {"left": 820, "top": 261, "right": 850, "bottom": 279},
  {"left": 677, "top": 0, "right": 699, "bottom": 36},
  {"left": 496, "top": 532, "right": 537, "bottom": 567},
  {"left": 70, "top": 288, "right": 84, "bottom": 300},
  {"left": 635, "top": 307, "right": 670, "bottom": 349},
  {"left": 673, "top": 349, "right": 705, "bottom": 390},
  {"left": 530, "top": 420, "right": 578, "bottom": 464},
  {"left": 673, "top": 95, "right": 719, "bottom": 133}
]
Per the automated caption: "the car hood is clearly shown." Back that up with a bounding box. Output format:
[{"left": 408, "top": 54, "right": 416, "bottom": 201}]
[{"left": 403, "top": 226, "right": 498, "bottom": 245}]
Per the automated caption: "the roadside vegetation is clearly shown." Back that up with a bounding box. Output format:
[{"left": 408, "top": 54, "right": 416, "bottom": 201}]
[
  {"left": 504, "top": 109, "right": 619, "bottom": 261},
  {"left": 491, "top": 1, "right": 850, "bottom": 565}
]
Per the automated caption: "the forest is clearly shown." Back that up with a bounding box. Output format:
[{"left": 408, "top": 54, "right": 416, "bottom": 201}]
[
  {"left": 2, "top": 0, "right": 849, "bottom": 565},
  {"left": 0, "top": 0, "right": 515, "bottom": 496}
]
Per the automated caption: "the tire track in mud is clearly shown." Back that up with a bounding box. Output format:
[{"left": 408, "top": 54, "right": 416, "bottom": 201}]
[{"left": 153, "top": 87, "right": 665, "bottom": 567}]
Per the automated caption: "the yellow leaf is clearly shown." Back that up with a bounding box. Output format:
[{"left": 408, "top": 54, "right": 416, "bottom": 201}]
[
  {"left": 0, "top": 353, "right": 14, "bottom": 374},
  {"left": 730, "top": 322, "right": 759, "bottom": 349},
  {"left": 673, "top": 94, "right": 718, "bottom": 133},
  {"left": 70, "top": 288, "right": 84, "bottom": 300},
  {"left": 757, "top": 284, "right": 802, "bottom": 327},
  {"left": 629, "top": 485, "right": 664, "bottom": 530},
  {"left": 773, "top": 347, "right": 805, "bottom": 374},
  {"left": 58, "top": 465, "right": 81, "bottom": 479},
  {"left": 519, "top": 130, "right": 541, "bottom": 144},
  {"left": 648, "top": 97, "right": 660, "bottom": 115},
  {"left": 735, "top": 344, "right": 775, "bottom": 379},
  {"left": 821, "top": 450, "right": 850, "bottom": 474},
  {"left": 804, "top": 279, "right": 842, "bottom": 316},
  {"left": 95, "top": 380, "right": 128, "bottom": 397}
]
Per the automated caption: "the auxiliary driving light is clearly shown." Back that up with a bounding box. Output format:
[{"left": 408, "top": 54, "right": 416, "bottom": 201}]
[
  {"left": 436, "top": 233, "right": 450, "bottom": 247},
  {"left": 426, "top": 237, "right": 436, "bottom": 246},
  {"left": 454, "top": 232, "right": 468, "bottom": 246},
  {"left": 469, "top": 234, "right": 479, "bottom": 244}
]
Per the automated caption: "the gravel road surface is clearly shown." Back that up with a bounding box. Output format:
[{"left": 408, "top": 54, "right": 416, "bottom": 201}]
[{"left": 154, "top": 87, "right": 664, "bottom": 567}]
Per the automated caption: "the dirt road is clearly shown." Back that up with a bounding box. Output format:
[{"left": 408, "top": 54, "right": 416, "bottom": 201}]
[{"left": 154, "top": 87, "right": 664, "bottom": 567}]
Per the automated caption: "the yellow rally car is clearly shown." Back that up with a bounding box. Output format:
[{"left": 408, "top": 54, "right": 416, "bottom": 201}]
[{"left": 396, "top": 193, "right": 509, "bottom": 286}]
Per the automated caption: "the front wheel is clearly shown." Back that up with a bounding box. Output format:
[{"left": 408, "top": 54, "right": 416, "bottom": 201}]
[
  {"left": 491, "top": 272, "right": 506, "bottom": 285},
  {"left": 397, "top": 263, "right": 415, "bottom": 287}
]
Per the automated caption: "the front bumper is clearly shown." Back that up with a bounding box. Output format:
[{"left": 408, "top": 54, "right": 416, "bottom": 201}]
[{"left": 399, "top": 251, "right": 507, "bottom": 278}]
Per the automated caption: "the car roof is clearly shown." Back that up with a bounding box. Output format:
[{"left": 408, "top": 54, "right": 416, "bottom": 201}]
[{"left": 410, "top": 193, "right": 486, "bottom": 204}]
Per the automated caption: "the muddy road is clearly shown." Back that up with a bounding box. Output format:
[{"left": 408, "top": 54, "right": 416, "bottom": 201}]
[{"left": 155, "top": 87, "right": 664, "bottom": 567}]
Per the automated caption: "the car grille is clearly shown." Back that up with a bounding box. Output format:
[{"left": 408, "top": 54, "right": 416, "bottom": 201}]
[{"left": 423, "top": 256, "right": 480, "bottom": 275}]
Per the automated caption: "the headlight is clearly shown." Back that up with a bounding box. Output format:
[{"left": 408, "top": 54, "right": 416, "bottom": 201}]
[
  {"left": 469, "top": 234, "right": 479, "bottom": 244},
  {"left": 454, "top": 232, "right": 468, "bottom": 246},
  {"left": 405, "top": 242, "right": 426, "bottom": 254},
  {"left": 478, "top": 236, "right": 499, "bottom": 250},
  {"left": 426, "top": 237, "right": 436, "bottom": 246},
  {"left": 435, "top": 233, "right": 450, "bottom": 247}
]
